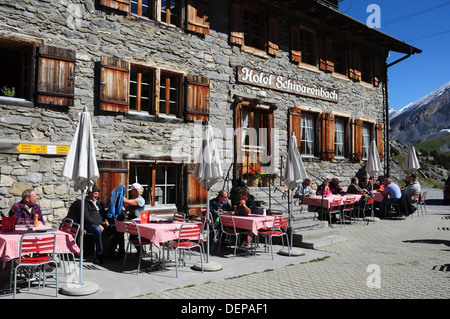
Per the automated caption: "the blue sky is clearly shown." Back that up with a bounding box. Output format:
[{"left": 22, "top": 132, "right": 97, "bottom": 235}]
[{"left": 340, "top": 0, "right": 450, "bottom": 110}]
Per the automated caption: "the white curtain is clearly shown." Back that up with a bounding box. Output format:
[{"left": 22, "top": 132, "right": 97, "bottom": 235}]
[
  {"left": 241, "top": 110, "right": 249, "bottom": 145},
  {"left": 362, "top": 125, "right": 370, "bottom": 158},
  {"left": 301, "top": 114, "right": 313, "bottom": 155},
  {"left": 335, "top": 119, "right": 344, "bottom": 156}
]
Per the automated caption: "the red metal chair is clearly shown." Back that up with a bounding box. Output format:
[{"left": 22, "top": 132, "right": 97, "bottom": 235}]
[
  {"left": 409, "top": 193, "right": 420, "bottom": 218},
  {"left": 418, "top": 191, "right": 428, "bottom": 216},
  {"left": 341, "top": 196, "right": 356, "bottom": 224},
  {"left": 357, "top": 196, "right": 374, "bottom": 225},
  {"left": 328, "top": 198, "right": 342, "bottom": 226},
  {"left": 10, "top": 232, "right": 58, "bottom": 299},
  {"left": 167, "top": 223, "right": 204, "bottom": 277},
  {"left": 58, "top": 218, "right": 80, "bottom": 276},
  {"left": 173, "top": 212, "right": 185, "bottom": 222},
  {"left": 257, "top": 215, "right": 290, "bottom": 259},
  {"left": 218, "top": 215, "right": 252, "bottom": 258},
  {"left": 122, "top": 220, "right": 153, "bottom": 274}
]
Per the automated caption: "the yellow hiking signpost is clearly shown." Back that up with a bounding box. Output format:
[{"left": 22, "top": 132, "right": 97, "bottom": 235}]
[{"left": 16, "top": 144, "right": 70, "bottom": 155}]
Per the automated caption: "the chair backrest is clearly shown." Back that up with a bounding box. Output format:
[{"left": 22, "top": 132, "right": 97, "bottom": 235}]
[
  {"left": 412, "top": 194, "right": 420, "bottom": 201},
  {"left": 273, "top": 216, "right": 289, "bottom": 229},
  {"left": 19, "top": 233, "right": 56, "bottom": 260},
  {"left": 177, "top": 223, "right": 202, "bottom": 242},
  {"left": 173, "top": 213, "right": 185, "bottom": 222},
  {"left": 421, "top": 191, "right": 427, "bottom": 202},
  {"left": 329, "top": 198, "right": 342, "bottom": 212},
  {"left": 219, "top": 214, "right": 235, "bottom": 230},
  {"left": 60, "top": 218, "right": 80, "bottom": 239},
  {"left": 365, "top": 197, "right": 374, "bottom": 207},
  {"left": 124, "top": 220, "right": 140, "bottom": 237},
  {"left": 344, "top": 197, "right": 356, "bottom": 205}
]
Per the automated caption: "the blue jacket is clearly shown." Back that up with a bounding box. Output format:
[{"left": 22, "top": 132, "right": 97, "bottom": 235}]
[{"left": 107, "top": 185, "right": 126, "bottom": 219}]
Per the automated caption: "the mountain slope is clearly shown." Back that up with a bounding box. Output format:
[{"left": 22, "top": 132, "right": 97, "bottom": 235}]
[{"left": 390, "top": 82, "right": 450, "bottom": 146}]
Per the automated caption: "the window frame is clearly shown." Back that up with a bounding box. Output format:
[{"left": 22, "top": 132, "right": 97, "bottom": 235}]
[
  {"left": 300, "top": 112, "right": 316, "bottom": 157},
  {"left": 129, "top": 65, "right": 155, "bottom": 114},
  {"left": 158, "top": 70, "right": 182, "bottom": 118}
]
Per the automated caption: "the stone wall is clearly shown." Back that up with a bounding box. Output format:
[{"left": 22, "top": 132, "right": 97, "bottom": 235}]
[{"left": 0, "top": 0, "right": 386, "bottom": 227}]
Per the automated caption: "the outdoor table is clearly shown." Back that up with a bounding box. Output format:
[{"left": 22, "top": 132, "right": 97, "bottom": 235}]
[
  {"left": 303, "top": 194, "right": 362, "bottom": 209},
  {"left": 227, "top": 214, "right": 276, "bottom": 236},
  {"left": 372, "top": 190, "right": 384, "bottom": 202},
  {"left": 0, "top": 224, "right": 80, "bottom": 268},
  {"left": 115, "top": 219, "right": 201, "bottom": 250}
]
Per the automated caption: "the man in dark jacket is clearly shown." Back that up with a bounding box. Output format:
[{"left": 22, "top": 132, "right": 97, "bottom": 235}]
[{"left": 67, "top": 185, "right": 109, "bottom": 264}]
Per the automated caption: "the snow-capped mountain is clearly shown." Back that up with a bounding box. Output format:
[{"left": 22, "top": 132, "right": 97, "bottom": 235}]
[{"left": 389, "top": 81, "right": 450, "bottom": 146}]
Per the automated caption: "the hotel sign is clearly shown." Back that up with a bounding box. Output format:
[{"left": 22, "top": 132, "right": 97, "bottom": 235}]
[{"left": 237, "top": 66, "right": 339, "bottom": 103}]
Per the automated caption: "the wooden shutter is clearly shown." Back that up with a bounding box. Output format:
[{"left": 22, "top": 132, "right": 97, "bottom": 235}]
[
  {"left": 230, "top": 1, "right": 244, "bottom": 45},
  {"left": 353, "top": 119, "right": 363, "bottom": 161},
  {"left": 36, "top": 45, "right": 75, "bottom": 107},
  {"left": 96, "top": 160, "right": 129, "bottom": 207},
  {"left": 186, "top": 75, "right": 210, "bottom": 122},
  {"left": 318, "top": 37, "right": 334, "bottom": 72},
  {"left": 187, "top": 0, "right": 210, "bottom": 35},
  {"left": 376, "top": 122, "right": 384, "bottom": 161},
  {"left": 185, "top": 164, "right": 207, "bottom": 216},
  {"left": 289, "top": 107, "right": 302, "bottom": 152},
  {"left": 100, "top": 0, "right": 130, "bottom": 12},
  {"left": 349, "top": 49, "right": 361, "bottom": 81},
  {"left": 321, "top": 113, "right": 335, "bottom": 160},
  {"left": 290, "top": 25, "right": 302, "bottom": 63},
  {"left": 373, "top": 56, "right": 382, "bottom": 87},
  {"left": 100, "top": 56, "right": 130, "bottom": 113},
  {"left": 267, "top": 14, "right": 279, "bottom": 56}
]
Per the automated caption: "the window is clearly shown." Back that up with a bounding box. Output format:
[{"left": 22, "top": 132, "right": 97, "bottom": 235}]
[
  {"left": 230, "top": 1, "right": 279, "bottom": 56},
  {"left": 0, "top": 39, "right": 34, "bottom": 100},
  {"left": 301, "top": 113, "right": 315, "bottom": 156},
  {"left": 333, "top": 42, "right": 347, "bottom": 75},
  {"left": 360, "top": 51, "right": 373, "bottom": 84},
  {"left": 161, "top": 0, "right": 181, "bottom": 26},
  {"left": 334, "top": 118, "right": 345, "bottom": 157},
  {"left": 154, "top": 166, "right": 177, "bottom": 205},
  {"left": 130, "top": 66, "right": 154, "bottom": 113},
  {"left": 0, "top": 39, "right": 75, "bottom": 107},
  {"left": 131, "top": 0, "right": 153, "bottom": 18},
  {"left": 100, "top": 57, "right": 209, "bottom": 120},
  {"left": 159, "top": 72, "right": 181, "bottom": 117},
  {"left": 243, "top": 9, "right": 263, "bottom": 50},
  {"left": 362, "top": 123, "right": 371, "bottom": 159},
  {"left": 290, "top": 26, "right": 315, "bottom": 65},
  {"left": 129, "top": 164, "right": 178, "bottom": 206},
  {"left": 103, "top": 0, "right": 209, "bottom": 35},
  {"left": 235, "top": 100, "right": 274, "bottom": 181}
]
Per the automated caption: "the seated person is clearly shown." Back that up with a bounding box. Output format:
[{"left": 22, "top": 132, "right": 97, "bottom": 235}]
[
  {"left": 209, "top": 189, "right": 233, "bottom": 226},
  {"left": 346, "top": 177, "right": 368, "bottom": 195},
  {"left": 316, "top": 179, "right": 331, "bottom": 196},
  {"left": 359, "top": 177, "right": 372, "bottom": 191},
  {"left": 9, "top": 189, "right": 45, "bottom": 225},
  {"left": 236, "top": 188, "right": 256, "bottom": 216},
  {"left": 295, "top": 178, "right": 315, "bottom": 200},
  {"left": 67, "top": 185, "right": 109, "bottom": 264},
  {"left": 379, "top": 178, "right": 402, "bottom": 216},
  {"left": 399, "top": 174, "right": 421, "bottom": 216},
  {"left": 123, "top": 183, "right": 146, "bottom": 219},
  {"left": 373, "top": 176, "right": 386, "bottom": 190},
  {"left": 330, "top": 177, "right": 345, "bottom": 195}
]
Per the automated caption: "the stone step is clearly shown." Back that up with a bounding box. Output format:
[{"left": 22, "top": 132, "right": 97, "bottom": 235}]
[{"left": 291, "top": 224, "right": 349, "bottom": 249}]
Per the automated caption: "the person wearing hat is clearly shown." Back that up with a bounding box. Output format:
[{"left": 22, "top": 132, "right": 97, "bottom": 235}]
[
  {"left": 67, "top": 184, "right": 109, "bottom": 264},
  {"left": 123, "top": 183, "right": 146, "bottom": 219},
  {"left": 400, "top": 173, "right": 421, "bottom": 216}
]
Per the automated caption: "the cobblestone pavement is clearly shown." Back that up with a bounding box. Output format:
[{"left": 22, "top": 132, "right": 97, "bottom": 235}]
[{"left": 141, "top": 187, "right": 450, "bottom": 300}]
